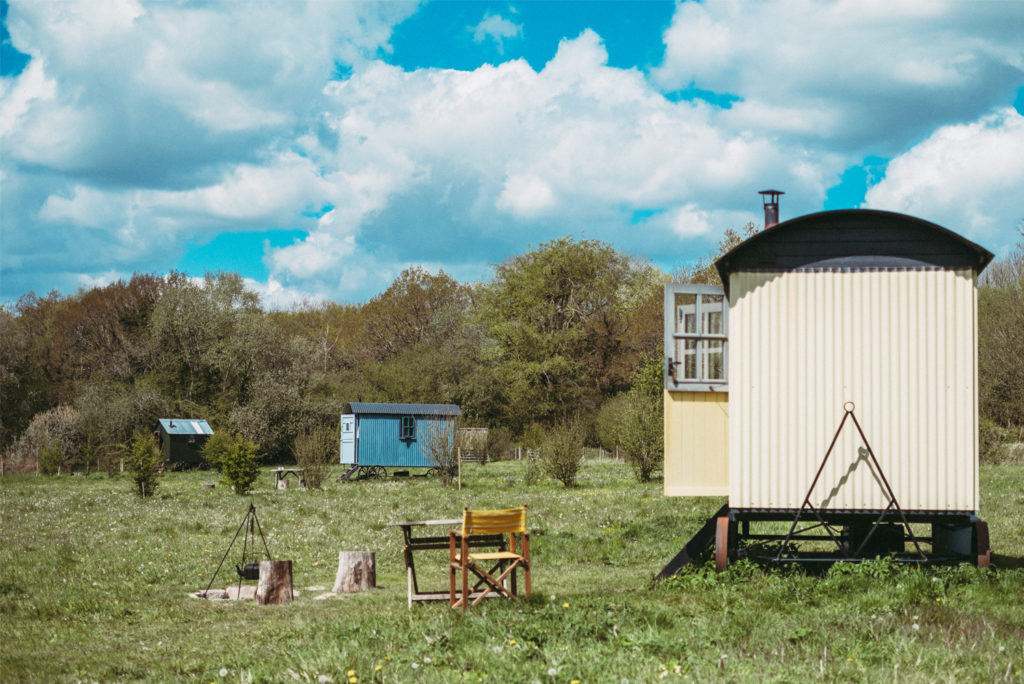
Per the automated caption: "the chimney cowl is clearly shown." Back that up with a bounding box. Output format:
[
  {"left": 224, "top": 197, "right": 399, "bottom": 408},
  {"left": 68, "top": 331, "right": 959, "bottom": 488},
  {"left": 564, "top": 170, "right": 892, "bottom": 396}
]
[{"left": 759, "top": 189, "right": 784, "bottom": 228}]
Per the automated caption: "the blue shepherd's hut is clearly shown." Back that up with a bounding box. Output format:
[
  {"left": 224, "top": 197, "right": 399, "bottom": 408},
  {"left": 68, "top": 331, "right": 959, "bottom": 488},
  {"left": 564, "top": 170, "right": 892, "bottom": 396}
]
[{"left": 339, "top": 402, "right": 461, "bottom": 479}]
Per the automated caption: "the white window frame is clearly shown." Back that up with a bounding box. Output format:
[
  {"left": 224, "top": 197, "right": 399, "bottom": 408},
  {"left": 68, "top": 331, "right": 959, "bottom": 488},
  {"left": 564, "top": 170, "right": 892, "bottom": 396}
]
[{"left": 664, "top": 283, "right": 728, "bottom": 392}]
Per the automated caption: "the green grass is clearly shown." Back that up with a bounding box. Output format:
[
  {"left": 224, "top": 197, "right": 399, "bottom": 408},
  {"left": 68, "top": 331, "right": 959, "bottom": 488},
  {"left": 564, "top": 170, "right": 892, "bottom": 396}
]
[{"left": 1, "top": 461, "right": 1022, "bottom": 682}]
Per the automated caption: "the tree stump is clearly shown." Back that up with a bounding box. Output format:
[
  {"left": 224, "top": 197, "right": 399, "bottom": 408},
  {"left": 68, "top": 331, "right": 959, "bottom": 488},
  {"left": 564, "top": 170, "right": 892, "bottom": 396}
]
[
  {"left": 256, "top": 560, "right": 294, "bottom": 605},
  {"left": 333, "top": 551, "right": 375, "bottom": 593}
]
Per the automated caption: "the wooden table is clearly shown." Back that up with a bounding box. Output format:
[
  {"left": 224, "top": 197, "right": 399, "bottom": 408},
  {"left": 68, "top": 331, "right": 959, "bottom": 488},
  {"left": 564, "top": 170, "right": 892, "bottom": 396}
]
[
  {"left": 273, "top": 467, "right": 305, "bottom": 488},
  {"left": 391, "top": 518, "right": 505, "bottom": 608}
]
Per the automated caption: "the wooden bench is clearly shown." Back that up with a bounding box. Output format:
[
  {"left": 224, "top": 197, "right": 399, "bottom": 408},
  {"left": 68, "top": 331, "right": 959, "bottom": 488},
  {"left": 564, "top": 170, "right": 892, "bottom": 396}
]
[{"left": 273, "top": 467, "right": 305, "bottom": 489}]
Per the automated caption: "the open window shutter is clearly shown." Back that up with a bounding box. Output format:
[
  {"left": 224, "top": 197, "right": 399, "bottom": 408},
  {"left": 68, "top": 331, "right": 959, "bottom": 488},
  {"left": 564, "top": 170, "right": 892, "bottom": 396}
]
[{"left": 663, "top": 283, "right": 728, "bottom": 392}]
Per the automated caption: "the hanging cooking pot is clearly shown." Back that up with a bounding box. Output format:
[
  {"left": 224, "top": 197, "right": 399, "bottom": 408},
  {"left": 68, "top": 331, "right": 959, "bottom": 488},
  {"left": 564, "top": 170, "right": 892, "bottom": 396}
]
[{"left": 236, "top": 562, "right": 260, "bottom": 580}]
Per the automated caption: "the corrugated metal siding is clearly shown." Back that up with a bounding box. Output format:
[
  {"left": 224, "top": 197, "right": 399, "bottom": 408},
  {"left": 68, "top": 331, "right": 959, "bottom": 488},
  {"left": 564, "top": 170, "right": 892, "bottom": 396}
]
[
  {"left": 356, "top": 414, "right": 447, "bottom": 468},
  {"left": 728, "top": 268, "right": 978, "bottom": 512},
  {"left": 663, "top": 390, "right": 729, "bottom": 496}
]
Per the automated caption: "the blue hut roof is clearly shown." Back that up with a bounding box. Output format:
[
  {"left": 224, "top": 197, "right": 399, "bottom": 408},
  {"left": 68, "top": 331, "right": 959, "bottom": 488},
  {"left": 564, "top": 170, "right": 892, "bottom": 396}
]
[
  {"left": 348, "top": 402, "right": 461, "bottom": 417},
  {"left": 158, "top": 419, "right": 214, "bottom": 435}
]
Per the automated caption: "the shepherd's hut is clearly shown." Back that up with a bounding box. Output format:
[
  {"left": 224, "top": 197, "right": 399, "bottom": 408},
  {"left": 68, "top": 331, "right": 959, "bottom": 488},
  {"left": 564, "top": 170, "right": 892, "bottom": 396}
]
[
  {"left": 661, "top": 192, "right": 995, "bottom": 573},
  {"left": 157, "top": 418, "right": 214, "bottom": 468},
  {"left": 339, "top": 403, "right": 461, "bottom": 479}
]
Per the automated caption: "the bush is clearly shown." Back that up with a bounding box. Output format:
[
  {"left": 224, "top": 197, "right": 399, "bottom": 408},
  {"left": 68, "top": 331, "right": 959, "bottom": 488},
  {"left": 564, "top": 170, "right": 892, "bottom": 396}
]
[
  {"left": 204, "top": 431, "right": 261, "bottom": 495},
  {"left": 125, "top": 431, "right": 160, "bottom": 497},
  {"left": 485, "top": 426, "right": 513, "bottom": 462},
  {"left": 200, "top": 431, "right": 234, "bottom": 472},
  {"left": 292, "top": 426, "right": 336, "bottom": 489},
  {"left": 38, "top": 442, "right": 64, "bottom": 476},
  {"left": 4, "top": 405, "right": 82, "bottom": 475},
  {"left": 979, "top": 416, "right": 1013, "bottom": 464},
  {"left": 543, "top": 418, "right": 585, "bottom": 487},
  {"left": 523, "top": 451, "right": 544, "bottom": 486},
  {"left": 421, "top": 416, "right": 464, "bottom": 486},
  {"left": 618, "top": 392, "right": 663, "bottom": 482}
]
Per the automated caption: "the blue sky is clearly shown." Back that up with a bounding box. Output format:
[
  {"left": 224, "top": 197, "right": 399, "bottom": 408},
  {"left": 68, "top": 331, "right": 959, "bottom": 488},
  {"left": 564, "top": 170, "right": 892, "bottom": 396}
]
[{"left": 2, "top": 0, "right": 1023, "bottom": 307}]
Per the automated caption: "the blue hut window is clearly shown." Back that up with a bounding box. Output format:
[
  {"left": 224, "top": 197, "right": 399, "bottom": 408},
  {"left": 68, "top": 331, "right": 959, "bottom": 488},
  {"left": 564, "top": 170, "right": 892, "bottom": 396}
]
[{"left": 400, "top": 415, "right": 416, "bottom": 441}]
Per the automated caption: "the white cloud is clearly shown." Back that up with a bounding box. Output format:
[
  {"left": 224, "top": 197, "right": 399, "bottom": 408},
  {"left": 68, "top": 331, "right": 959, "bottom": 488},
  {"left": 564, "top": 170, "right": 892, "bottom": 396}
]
[
  {"left": 654, "top": 0, "right": 1024, "bottom": 153},
  {"left": 0, "top": 60, "right": 56, "bottom": 138},
  {"left": 3, "top": 0, "right": 1021, "bottom": 306},
  {"left": 497, "top": 174, "right": 556, "bottom": 216},
  {"left": 472, "top": 12, "right": 522, "bottom": 53},
  {"left": 863, "top": 107, "right": 1024, "bottom": 250}
]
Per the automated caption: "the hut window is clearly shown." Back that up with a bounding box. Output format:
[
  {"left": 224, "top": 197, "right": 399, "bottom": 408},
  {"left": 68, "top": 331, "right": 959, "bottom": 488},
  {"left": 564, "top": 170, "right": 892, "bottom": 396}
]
[
  {"left": 665, "top": 284, "right": 728, "bottom": 390},
  {"left": 400, "top": 415, "right": 416, "bottom": 441}
]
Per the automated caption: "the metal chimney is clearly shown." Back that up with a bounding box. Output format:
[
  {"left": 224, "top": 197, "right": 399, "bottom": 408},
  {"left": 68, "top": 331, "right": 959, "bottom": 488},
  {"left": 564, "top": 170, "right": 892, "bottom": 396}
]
[{"left": 759, "top": 189, "right": 784, "bottom": 228}]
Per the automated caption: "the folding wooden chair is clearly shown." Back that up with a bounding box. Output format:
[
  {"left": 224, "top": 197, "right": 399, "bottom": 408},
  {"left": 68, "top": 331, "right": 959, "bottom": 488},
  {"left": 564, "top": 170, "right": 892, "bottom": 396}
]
[{"left": 449, "top": 506, "right": 530, "bottom": 612}]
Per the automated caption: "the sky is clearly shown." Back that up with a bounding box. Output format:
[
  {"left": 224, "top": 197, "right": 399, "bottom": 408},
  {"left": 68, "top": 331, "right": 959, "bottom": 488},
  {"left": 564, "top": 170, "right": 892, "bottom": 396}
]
[{"left": 1, "top": 0, "right": 1023, "bottom": 308}]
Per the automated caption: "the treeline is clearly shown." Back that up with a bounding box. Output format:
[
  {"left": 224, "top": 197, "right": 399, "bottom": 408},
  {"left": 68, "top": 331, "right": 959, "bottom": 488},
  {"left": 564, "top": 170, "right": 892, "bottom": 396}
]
[
  {"left": 2, "top": 230, "right": 1021, "bottom": 474},
  {"left": 978, "top": 233, "right": 1024, "bottom": 459},
  {"left": 0, "top": 237, "right": 666, "bottom": 472}
]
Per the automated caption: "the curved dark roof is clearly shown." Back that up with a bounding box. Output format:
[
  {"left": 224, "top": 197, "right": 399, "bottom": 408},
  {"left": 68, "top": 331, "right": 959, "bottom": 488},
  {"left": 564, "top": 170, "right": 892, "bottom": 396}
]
[
  {"left": 715, "top": 209, "right": 993, "bottom": 294},
  {"left": 348, "top": 402, "right": 461, "bottom": 416}
]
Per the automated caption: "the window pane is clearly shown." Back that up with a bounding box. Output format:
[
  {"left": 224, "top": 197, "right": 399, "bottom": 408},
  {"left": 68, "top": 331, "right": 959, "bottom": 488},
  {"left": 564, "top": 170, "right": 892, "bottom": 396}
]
[
  {"left": 702, "top": 294, "right": 725, "bottom": 335},
  {"left": 676, "top": 339, "right": 698, "bottom": 379},
  {"left": 400, "top": 415, "right": 416, "bottom": 440},
  {"left": 675, "top": 293, "right": 697, "bottom": 334},
  {"left": 703, "top": 340, "right": 725, "bottom": 380}
]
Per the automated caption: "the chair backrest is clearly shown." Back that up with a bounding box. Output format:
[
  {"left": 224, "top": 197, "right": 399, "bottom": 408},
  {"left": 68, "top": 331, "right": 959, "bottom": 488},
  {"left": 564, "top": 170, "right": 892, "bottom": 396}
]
[{"left": 462, "top": 506, "right": 527, "bottom": 536}]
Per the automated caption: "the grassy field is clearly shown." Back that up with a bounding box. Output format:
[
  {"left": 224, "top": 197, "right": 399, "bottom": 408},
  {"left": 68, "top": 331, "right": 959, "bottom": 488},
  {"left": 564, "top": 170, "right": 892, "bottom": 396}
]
[{"left": 2, "top": 459, "right": 1022, "bottom": 683}]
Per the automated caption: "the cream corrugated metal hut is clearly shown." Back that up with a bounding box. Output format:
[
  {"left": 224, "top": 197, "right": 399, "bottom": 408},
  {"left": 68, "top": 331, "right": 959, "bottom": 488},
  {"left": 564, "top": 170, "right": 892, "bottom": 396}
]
[{"left": 661, "top": 200, "right": 994, "bottom": 571}]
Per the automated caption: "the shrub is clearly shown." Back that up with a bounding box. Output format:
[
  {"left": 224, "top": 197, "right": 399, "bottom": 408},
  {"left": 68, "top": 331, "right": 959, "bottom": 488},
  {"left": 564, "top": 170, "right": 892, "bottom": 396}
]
[
  {"left": 292, "top": 425, "right": 336, "bottom": 489},
  {"left": 125, "top": 431, "right": 160, "bottom": 497},
  {"left": 38, "top": 442, "right": 64, "bottom": 476},
  {"left": 421, "top": 415, "right": 464, "bottom": 486},
  {"left": 543, "top": 418, "right": 585, "bottom": 487},
  {"left": 4, "top": 405, "right": 82, "bottom": 474},
  {"left": 979, "top": 416, "right": 1014, "bottom": 464},
  {"left": 200, "top": 431, "right": 234, "bottom": 472},
  {"left": 220, "top": 436, "right": 261, "bottom": 495},
  {"left": 523, "top": 451, "right": 544, "bottom": 486},
  {"left": 204, "top": 431, "right": 261, "bottom": 495},
  {"left": 485, "top": 426, "right": 513, "bottom": 462},
  {"left": 618, "top": 392, "right": 663, "bottom": 482}
]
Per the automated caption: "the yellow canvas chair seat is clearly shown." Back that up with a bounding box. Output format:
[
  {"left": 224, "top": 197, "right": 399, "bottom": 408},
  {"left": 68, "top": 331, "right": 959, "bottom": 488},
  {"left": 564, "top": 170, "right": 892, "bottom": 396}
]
[{"left": 449, "top": 506, "right": 530, "bottom": 611}]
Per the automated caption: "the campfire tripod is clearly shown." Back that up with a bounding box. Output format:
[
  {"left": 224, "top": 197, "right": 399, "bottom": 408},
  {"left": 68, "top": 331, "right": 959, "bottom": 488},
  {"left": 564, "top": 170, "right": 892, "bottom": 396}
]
[{"left": 201, "top": 503, "right": 272, "bottom": 598}]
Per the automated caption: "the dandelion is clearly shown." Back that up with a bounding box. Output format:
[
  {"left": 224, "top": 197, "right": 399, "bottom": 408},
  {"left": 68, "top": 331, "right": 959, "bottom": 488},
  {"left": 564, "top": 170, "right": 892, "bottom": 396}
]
[
  {"left": 547, "top": 668, "right": 557, "bottom": 676},
  {"left": 374, "top": 664, "right": 383, "bottom": 672},
  {"left": 347, "top": 670, "right": 355, "bottom": 677},
  {"left": 348, "top": 677, "right": 357, "bottom": 684},
  {"left": 912, "top": 623, "right": 920, "bottom": 631},
  {"left": 219, "top": 668, "right": 228, "bottom": 677},
  {"left": 423, "top": 657, "right": 431, "bottom": 664},
  {"left": 411, "top": 663, "right": 419, "bottom": 670},
  {"left": 562, "top": 602, "right": 569, "bottom": 608},
  {"left": 509, "top": 639, "right": 517, "bottom": 646}
]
